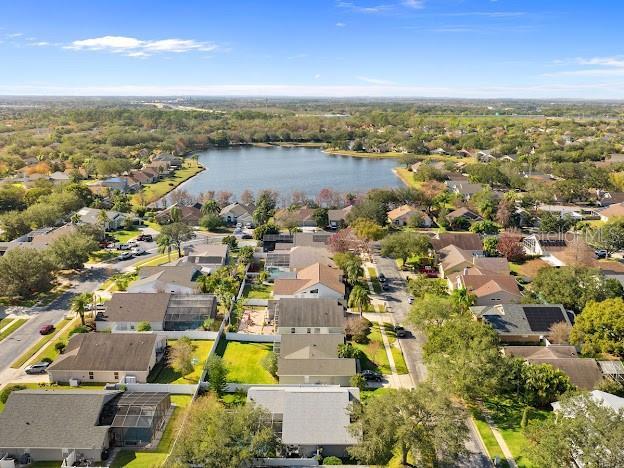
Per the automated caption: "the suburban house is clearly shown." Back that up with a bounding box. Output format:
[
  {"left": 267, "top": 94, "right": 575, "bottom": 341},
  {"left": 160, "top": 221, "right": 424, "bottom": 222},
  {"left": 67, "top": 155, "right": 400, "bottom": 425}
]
[
  {"left": 537, "top": 204, "right": 600, "bottom": 221},
  {"left": 522, "top": 233, "right": 595, "bottom": 267},
  {"left": 277, "top": 333, "right": 356, "bottom": 386},
  {"left": 597, "top": 191, "right": 624, "bottom": 207},
  {"left": 272, "top": 262, "right": 345, "bottom": 300},
  {"left": 48, "top": 171, "right": 71, "bottom": 184},
  {"left": 328, "top": 205, "right": 353, "bottom": 228},
  {"left": 552, "top": 390, "right": 624, "bottom": 413},
  {"left": 272, "top": 298, "right": 346, "bottom": 335},
  {"left": 156, "top": 203, "right": 202, "bottom": 225},
  {"left": 445, "top": 207, "right": 482, "bottom": 223},
  {"left": 265, "top": 246, "right": 334, "bottom": 279},
  {"left": 471, "top": 303, "right": 571, "bottom": 343},
  {"left": 503, "top": 346, "right": 604, "bottom": 390},
  {"left": 219, "top": 202, "right": 255, "bottom": 225},
  {"left": 247, "top": 386, "right": 360, "bottom": 458},
  {"left": 446, "top": 181, "right": 484, "bottom": 200},
  {"left": 262, "top": 231, "right": 332, "bottom": 252},
  {"left": 453, "top": 273, "right": 521, "bottom": 305},
  {"left": 476, "top": 150, "right": 496, "bottom": 162},
  {"left": 146, "top": 160, "right": 172, "bottom": 174},
  {"left": 275, "top": 207, "right": 317, "bottom": 228},
  {"left": 119, "top": 175, "right": 140, "bottom": 192},
  {"left": 0, "top": 390, "right": 119, "bottom": 463},
  {"left": 152, "top": 153, "right": 183, "bottom": 168},
  {"left": 387, "top": 204, "right": 432, "bottom": 227},
  {"left": 430, "top": 232, "right": 483, "bottom": 253},
  {"left": 180, "top": 243, "right": 229, "bottom": 272},
  {"left": 77, "top": 207, "right": 132, "bottom": 231},
  {"left": 47, "top": 333, "right": 166, "bottom": 384},
  {"left": 95, "top": 292, "right": 217, "bottom": 332},
  {"left": 127, "top": 265, "right": 202, "bottom": 294},
  {"left": 100, "top": 177, "right": 130, "bottom": 193},
  {"left": 599, "top": 202, "right": 624, "bottom": 222},
  {"left": 438, "top": 244, "right": 509, "bottom": 278},
  {"left": 0, "top": 224, "right": 77, "bottom": 256}
]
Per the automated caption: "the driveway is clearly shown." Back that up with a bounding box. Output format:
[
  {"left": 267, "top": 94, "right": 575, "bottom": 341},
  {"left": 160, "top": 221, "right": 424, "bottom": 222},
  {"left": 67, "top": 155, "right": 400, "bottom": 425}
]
[
  {"left": 371, "top": 245, "right": 491, "bottom": 468},
  {"left": 0, "top": 267, "right": 109, "bottom": 386}
]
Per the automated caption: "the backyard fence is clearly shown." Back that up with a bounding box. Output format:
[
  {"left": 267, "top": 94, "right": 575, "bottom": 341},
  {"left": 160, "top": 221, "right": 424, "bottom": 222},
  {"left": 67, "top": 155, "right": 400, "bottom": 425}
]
[
  {"left": 224, "top": 332, "right": 278, "bottom": 343},
  {"left": 124, "top": 383, "right": 198, "bottom": 394}
]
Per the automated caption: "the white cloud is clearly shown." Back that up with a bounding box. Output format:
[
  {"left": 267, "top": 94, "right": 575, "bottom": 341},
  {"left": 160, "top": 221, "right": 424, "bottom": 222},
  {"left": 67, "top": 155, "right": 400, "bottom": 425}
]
[
  {"left": 7, "top": 32, "right": 23, "bottom": 38},
  {"left": 31, "top": 41, "right": 50, "bottom": 47},
  {"left": 336, "top": 22, "right": 346, "bottom": 27},
  {"left": 443, "top": 11, "right": 525, "bottom": 18},
  {"left": 403, "top": 0, "right": 425, "bottom": 9},
  {"left": 337, "top": 2, "right": 392, "bottom": 14},
  {"left": 357, "top": 76, "right": 396, "bottom": 85},
  {"left": 314, "top": 74, "right": 321, "bottom": 79},
  {"left": 546, "top": 55, "right": 624, "bottom": 77},
  {"left": 65, "top": 35, "right": 218, "bottom": 57}
]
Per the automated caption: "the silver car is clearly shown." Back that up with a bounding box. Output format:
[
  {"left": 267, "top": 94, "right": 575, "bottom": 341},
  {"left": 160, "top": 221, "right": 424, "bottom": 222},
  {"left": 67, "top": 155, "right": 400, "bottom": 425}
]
[{"left": 25, "top": 361, "right": 50, "bottom": 374}]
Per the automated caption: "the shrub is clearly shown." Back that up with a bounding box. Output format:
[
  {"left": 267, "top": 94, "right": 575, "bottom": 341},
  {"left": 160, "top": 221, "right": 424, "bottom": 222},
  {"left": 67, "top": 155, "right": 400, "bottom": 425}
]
[
  {"left": 0, "top": 384, "right": 26, "bottom": 404},
  {"left": 136, "top": 321, "right": 152, "bottom": 332},
  {"left": 54, "top": 341, "right": 66, "bottom": 353},
  {"left": 69, "top": 325, "right": 89, "bottom": 336},
  {"left": 262, "top": 352, "right": 278, "bottom": 377},
  {"left": 323, "top": 456, "right": 343, "bottom": 465}
]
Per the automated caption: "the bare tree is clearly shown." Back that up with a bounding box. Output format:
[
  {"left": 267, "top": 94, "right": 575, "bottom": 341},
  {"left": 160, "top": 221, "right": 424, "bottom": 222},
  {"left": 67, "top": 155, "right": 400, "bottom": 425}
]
[
  {"left": 168, "top": 337, "right": 195, "bottom": 376},
  {"left": 548, "top": 321, "right": 572, "bottom": 344},
  {"left": 240, "top": 189, "right": 255, "bottom": 206},
  {"left": 216, "top": 191, "right": 234, "bottom": 208}
]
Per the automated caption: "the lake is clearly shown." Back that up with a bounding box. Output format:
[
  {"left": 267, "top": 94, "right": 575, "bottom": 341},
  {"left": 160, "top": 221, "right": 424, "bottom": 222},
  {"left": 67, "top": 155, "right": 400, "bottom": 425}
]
[{"left": 178, "top": 146, "right": 400, "bottom": 198}]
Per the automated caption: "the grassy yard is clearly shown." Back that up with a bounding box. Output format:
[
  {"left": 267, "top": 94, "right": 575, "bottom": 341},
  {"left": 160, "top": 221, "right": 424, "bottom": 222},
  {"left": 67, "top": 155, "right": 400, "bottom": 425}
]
[
  {"left": 509, "top": 258, "right": 549, "bottom": 282},
  {"left": 29, "top": 318, "right": 80, "bottom": 365},
  {"left": 472, "top": 395, "right": 552, "bottom": 468},
  {"left": 242, "top": 282, "right": 273, "bottom": 300},
  {"left": 112, "top": 227, "right": 140, "bottom": 244},
  {"left": 148, "top": 340, "right": 214, "bottom": 384},
  {"left": 472, "top": 414, "right": 507, "bottom": 464},
  {"left": 111, "top": 394, "right": 191, "bottom": 468},
  {"left": 367, "top": 267, "right": 382, "bottom": 294},
  {"left": 0, "top": 317, "right": 14, "bottom": 329},
  {"left": 381, "top": 323, "right": 409, "bottom": 374},
  {"left": 324, "top": 149, "right": 404, "bottom": 159},
  {"left": 0, "top": 318, "right": 27, "bottom": 342},
  {"left": 0, "top": 382, "right": 105, "bottom": 412},
  {"left": 133, "top": 159, "right": 204, "bottom": 206},
  {"left": 395, "top": 167, "right": 421, "bottom": 189},
  {"left": 134, "top": 251, "right": 181, "bottom": 269},
  {"left": 353, "top": 324, "right": 391, "bottom": 374},
  {"left": 217, "top": 340, "right": 277, "bottom": 384},
  {"left": 11, "top": 318, "right": 71, "bottom": 368}
]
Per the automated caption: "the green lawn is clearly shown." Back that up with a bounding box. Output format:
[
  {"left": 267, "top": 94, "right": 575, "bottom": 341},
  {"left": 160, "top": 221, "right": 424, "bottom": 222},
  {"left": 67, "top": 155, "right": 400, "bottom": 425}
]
[
  {"left": 217, "top": 340, "right": 277, "bottom": 384},
  {"left": 324, "top": 149, "right": 404, "bottom": 159},
  {"left": 111, "top": 394, "right": 191, "bottom": 468},
  {"left": 112, "top": 227, "right": 140, "bottom": 244},
  {"left": 353, "top": 323, "right": 408, "bottom": 375},
  {"left": 472, "top": 414, "right": 507, "bottom": 466},
  {"left": 134, "top": 251, "right": 181, "bottom": 268},
  {"left": 474, "top": 396, "right": 552, "bottom": 468},
  {"left": 395, "top": 167, "right": 421, "bottom": 189},
  {"left": 148, "top": 340, "right": 214, "bottom": 384},
  {"left": 0, "top": 318, "right": 27, "bottom": 342},
  {"left": 243, "top": 282, "right": 272, "bottom": 299},
  {"left": 367, "top": 267, "right": 382, "bottom": 293},
  {"left": 29, "top": 318, "right": 80, "bottom": 365},
  {"left": 0, "top": 317, "right": 14, "bottom": 329},
  {"left": 381, "top": 324, "right": 409, "bottom": 374},
  {"left": 133, "top": 160, "right": 203, "bottom": 206},
  {"left": 11, "top": 318, "right": 71, "bottom": 368}
]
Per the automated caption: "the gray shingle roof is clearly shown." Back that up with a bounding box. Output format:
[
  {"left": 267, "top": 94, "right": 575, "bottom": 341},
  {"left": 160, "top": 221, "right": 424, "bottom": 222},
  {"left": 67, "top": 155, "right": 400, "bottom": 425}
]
[
  {"left": 0, "top": 390, "right": 118, "bottom": 449},
  {"left": 277, "top": 358, "right": 356, "bottom": 376},
  {"left": 280, "top": 334, "right": 344, "bottom": 359},
  {"left": 247, "top": 386, "right": 360, "bottom": 446},
  {"left": 472, "top": 304, "right": 569, "bottom": 336},
  {"left": 48, "top": 333, "right": 158, "bottom": 372},
  {"left": 272, "top": 298, "right": 345, "bottom": 328},
  {"left": 100, "top": 293, "right": 171, "bottom": 323}
]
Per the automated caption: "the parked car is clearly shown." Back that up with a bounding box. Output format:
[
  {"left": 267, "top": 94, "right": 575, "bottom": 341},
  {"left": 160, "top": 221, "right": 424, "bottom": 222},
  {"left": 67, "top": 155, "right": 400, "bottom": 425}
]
[
  {"left": 127, "top": 240, "right": 138, "bottom": 248},
  {"left": 595, "top": 249, "right": 608, "bottom": 259},
  {"left": 85, "top": 303, "right": 106, "bottom": 311},
  {"left": 394, "top": 325, "right": 408, "bottom": 338},
  {"left": 25, "top": 362, "right": 50, "bottom": 374},
  {"left": 245, "top": 222, "right": 253, "bottom": 229},
  {"left": 137, "top": 234, "right": 153, "bottom": 242},
  {"left": 117, "top": 243, "right": 131, "bottom": 251},
  {"left": 381, "top": 283, "right": 389, "bottom": 291},
  {"left": 242, "top": 233, "right": 253, "bottom": 239},
  {"left": 236, "top": 223, "right": 243, "bottom": 229},
  {"left": 39, "top": 324, "right": 54, "bottom": 335},
  {"left": 361, "top": 370, "right": 383, "bottom": 382},
  {"left": 117, "top": 252, "right": 133, "bottom": 261},
  {"left": 131, "top": 246, "right": 145, "bottom": 256},
  {"left": 378, "top": 273, "right": 386, "bottom": 283},
  {"left": 407, "top": 295, "right": 414, "bottom": 304},
  {"left": 418, "top": 266, "right": 439, "bottom": 278}
]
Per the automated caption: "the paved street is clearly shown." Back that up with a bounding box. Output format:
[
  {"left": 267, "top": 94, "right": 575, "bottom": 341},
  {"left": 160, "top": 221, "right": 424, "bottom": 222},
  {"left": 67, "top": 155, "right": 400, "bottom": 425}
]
[{"left": 371, "top": 245, "right": 491, "bottom": 468}]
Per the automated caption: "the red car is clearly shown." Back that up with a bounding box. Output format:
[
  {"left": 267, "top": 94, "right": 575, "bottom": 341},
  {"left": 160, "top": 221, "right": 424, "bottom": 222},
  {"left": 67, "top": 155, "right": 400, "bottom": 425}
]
[
  {"left": 418, "top": 266, "right": 439, "bottom": 278},
  {"left": 39, "top": 324, "right": 55, "bottom": 335}
]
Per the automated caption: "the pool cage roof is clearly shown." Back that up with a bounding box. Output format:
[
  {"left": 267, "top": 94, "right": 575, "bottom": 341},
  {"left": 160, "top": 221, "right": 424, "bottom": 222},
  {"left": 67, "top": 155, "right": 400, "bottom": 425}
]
[{"left": 111, "top": 392, "right": 170, "bottom": 429}]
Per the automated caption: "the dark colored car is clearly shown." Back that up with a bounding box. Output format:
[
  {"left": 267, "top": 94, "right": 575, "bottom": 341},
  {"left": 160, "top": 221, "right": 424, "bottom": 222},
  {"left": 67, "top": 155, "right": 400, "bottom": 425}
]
[
  {"left": 242, "top": 234, "right": 253, "bottom": 239},
  {"left": 137, "top": 234, "right": 153, "bottom": 242},
  {"left": 361, "top": 370, "right": 383, "bottom": 382},
  {"left": 378, "top": 273, "right": 386, "bottom": 283},
  {"left": 395, "top": 325, "right": 408, "bottom": 338},
  {"left": 381, "top": 282, "right": 390, "bottom": 291},
  {"left": 39, "top": 324, "right": 55, "bottom": 335}
]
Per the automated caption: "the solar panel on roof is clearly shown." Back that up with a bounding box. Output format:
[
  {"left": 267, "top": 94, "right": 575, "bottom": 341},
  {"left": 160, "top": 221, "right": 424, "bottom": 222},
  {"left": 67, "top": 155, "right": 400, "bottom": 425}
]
[
  {"left": 540, "top": 239, "right": 567, "bottom": 247},
  {"left": 523, "top": 306, "right": 566, "bottom": 332}
]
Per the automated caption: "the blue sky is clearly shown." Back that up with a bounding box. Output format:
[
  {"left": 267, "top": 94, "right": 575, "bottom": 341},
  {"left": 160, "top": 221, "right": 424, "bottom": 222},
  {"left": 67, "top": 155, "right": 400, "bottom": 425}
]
[{"left": 1, "top": 0, "right": 623, "bottom": 98}]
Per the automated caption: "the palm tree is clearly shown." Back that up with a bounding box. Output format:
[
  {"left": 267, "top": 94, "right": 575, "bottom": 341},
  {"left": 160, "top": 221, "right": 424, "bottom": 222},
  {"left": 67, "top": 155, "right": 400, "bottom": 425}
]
[
  {"left": 169, "top": 206, "right": 182, "bottom": 223},
  {"left": 344, "top": 260, "right": 364, "bottom": 286},
  {"left": 97, "top": 209, "right": 109, "bottom": 230},
  {"left": 71, "top": 292, "right": 93, "bottom": 326},
  {"left": 201, "top": 199, "right": 220, "bottom": 216},
  {"left": 196, "top": 274, "right": 212, "bottom": 293},
  {"left": 348, "top": 284, "right": 371, "bottom": 316},
  {"left": 157, "top": 234, "right": 175, "bottom": 262},
  {"left": 450, "top": 287, "right": 475, "bottom": 311}
]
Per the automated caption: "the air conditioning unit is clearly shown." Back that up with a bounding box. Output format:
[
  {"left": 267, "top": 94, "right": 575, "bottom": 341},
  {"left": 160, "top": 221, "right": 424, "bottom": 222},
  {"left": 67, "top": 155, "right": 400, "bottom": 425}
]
[
  {"left": 124, "top": 375, "right": 137, "bottom": 384},
  {"left": 68, "top": 378, "right": 79, "bottom": 387}
]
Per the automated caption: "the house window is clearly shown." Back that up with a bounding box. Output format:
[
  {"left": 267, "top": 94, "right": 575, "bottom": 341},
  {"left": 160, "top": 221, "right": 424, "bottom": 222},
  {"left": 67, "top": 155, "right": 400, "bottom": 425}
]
[
  {"left": 88, "top": 371, "right": 94, "bottom": 380},
  {"left": 310, "top": 289, "right": 318, "bottom": 294},
  {"left": 290, "top": 328, "right": 296, "bottom": 334},
  {"left": 114, "top": 372, "right": 119, "bottom": 380},
  {"left": 307, "top": 328, "right": 311, "bottom": 334}
]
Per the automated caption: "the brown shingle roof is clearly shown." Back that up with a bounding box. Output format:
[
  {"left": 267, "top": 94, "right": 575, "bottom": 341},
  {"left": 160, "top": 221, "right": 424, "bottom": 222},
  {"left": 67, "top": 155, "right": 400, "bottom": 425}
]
[
  {"left": 101, "top": 293, "right": 171, "bottom": 323},
  {"left": 460, "top": 274, "right": 521, "bottom": 299},
  {"left": 527, "top": 358, "right": 603, "bottom": 390},
  {"left": 431, "top": 232, "right": 483, "bottom": 251},
  {"left": 274, "top": 262, "right": 345, "bottom": 296},
  {"left": 48, "top": 333, "right": 158, "bottom": 372}
]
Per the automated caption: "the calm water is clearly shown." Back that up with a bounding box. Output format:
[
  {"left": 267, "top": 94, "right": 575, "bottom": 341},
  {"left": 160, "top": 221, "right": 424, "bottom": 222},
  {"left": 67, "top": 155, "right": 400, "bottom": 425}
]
[{"left": 178, "top": 146, "right": 400, "bottom": 197}]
